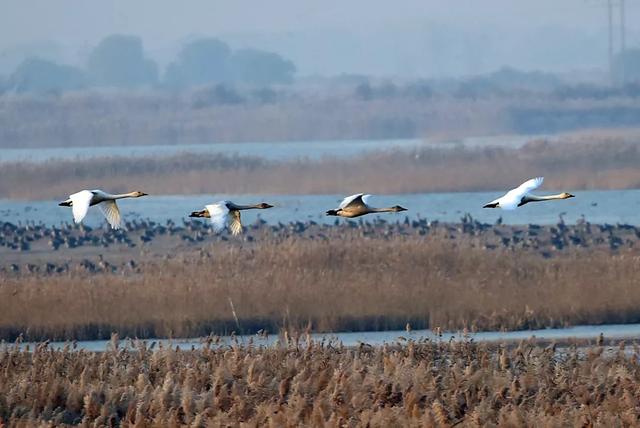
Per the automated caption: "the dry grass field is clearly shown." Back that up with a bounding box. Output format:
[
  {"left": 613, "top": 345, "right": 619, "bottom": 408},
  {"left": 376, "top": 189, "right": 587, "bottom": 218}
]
[
  {"left": 2, "top": 233, "right": 639, "bottom": 342},
  {"left": 2, "top": 338, "right": 640, "bottom": 426},
  {"left": 2, "top": 137, "right": 640, "bottom": 200}
]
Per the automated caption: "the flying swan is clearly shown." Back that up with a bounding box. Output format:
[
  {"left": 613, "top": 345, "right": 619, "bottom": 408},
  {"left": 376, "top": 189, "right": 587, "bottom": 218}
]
[
  {"left": 326, "top": 193, "right": 407, "bottom": 218},
  {"left": 58, "top": 190, "right": 148, "bottom": 229},
  {"left": 189, "top": 201, "right": 274, "bottom": 235},
  {"left": 483, "top": 177, "right": 574, "bottom": 210}
]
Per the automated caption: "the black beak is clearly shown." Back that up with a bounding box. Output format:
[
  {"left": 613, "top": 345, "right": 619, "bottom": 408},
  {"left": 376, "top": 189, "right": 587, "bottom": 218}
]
[
  {"left": 141, "top": 192, "right": 148, "bottom": 196},
  {"left": 567, "top": 194, "right": 575, "bottom": 198},
  {"left": 397, "top": 206, "right": 408, "bottom": 212},
  {"left": 483, "top": 203, "right": 498, "bottom": 208},
  {"left": 326, "top": 209, "right": 338, "bottom": 216},
  {"left": 59, "top": 201, "right": 71, "bottom": 207}
]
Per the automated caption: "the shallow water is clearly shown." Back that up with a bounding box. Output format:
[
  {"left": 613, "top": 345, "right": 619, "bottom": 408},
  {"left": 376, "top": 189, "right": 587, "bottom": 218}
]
[
  {"left": 0, "top": 134, "right": 548, "bottom": 163},
  {"left": 12, "top": 323, "right": 640, "bottom": 352},
  {"left": 1, "top": 189, "right": 639, "bottom": 227}
]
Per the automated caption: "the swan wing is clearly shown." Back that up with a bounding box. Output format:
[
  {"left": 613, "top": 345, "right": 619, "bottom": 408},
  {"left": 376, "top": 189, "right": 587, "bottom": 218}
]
[
  {"left": 69, "top": 190, "right": 94, "bottom": 224},
  {"left": 98, "top": 200, "right": 122, "bottom": 229},
  {"left": 509, "top": 177, "right": 544, "bottom": 197},
  {"left": 495, "top": 177, "right": 544, "bottom": 210},
  {"left": 229, "top": 210, "right": 243, "bottom": 235},
  {"left": 205, "top": 202, "right": 229, "bottom": 232},
  {"left": 339, "top": 193, "right": 366, "bottom": 209}
]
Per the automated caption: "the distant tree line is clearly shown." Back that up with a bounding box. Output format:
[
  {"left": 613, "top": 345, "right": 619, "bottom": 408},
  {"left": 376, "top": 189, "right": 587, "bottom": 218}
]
[
  {"left": 351, "top": 65, "right": 640, "bottom": 102},
  {"left": 0, "top": 35, "right": 296, "bottom": 94}
]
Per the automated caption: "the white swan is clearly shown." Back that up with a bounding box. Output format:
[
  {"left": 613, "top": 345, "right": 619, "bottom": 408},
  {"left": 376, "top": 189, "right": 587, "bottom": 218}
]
[
  {"left": 189, "top": 201, "right": 273, "bottom": 235},
  {"left": 326, "top": 193, "right": 407, "bottom": 218},
  {"left": 483, "top": 177, "right": 574, "bottom": 210},
  {"left": 58, "top": 190, "right": 147, "bottom": 229}
]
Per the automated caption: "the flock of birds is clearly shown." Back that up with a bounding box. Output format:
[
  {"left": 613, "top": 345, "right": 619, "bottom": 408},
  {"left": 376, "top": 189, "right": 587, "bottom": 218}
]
[{"left": 58, "top": 177, "right": 575, "bottom": 234}]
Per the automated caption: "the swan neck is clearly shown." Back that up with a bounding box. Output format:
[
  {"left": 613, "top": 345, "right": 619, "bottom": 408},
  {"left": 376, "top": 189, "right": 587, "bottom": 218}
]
[
  {"left": 524, "top": 194, "right": 565, "bottom": 202},
  {"left": 109, "top": 192, "right": 137, "bottom": 200},
  {"left": 234, "top": 204, "right": 263, "bottom": 210}
]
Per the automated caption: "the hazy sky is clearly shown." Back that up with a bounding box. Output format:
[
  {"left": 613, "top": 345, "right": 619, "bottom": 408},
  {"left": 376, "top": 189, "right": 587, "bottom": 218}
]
[{"left": 1, "top": 0, "right": 638, "bottom": 77}]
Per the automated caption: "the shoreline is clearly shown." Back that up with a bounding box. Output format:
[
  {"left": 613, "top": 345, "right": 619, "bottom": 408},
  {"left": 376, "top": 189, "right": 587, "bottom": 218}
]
[{"left": 10, "top": 322, "right": 640, "bottom": 353}]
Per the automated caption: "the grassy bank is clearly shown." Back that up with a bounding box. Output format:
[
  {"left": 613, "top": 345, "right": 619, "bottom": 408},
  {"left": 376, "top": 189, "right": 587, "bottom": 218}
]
[
  {"left": 1, "top": 339, "right": 638, "bottom": 426},
  {"left": 2, "top": 137, "right": 640, "bottom": 199},
  {"left": 1, "top": 235, "right": 639, "bottom": 341}
]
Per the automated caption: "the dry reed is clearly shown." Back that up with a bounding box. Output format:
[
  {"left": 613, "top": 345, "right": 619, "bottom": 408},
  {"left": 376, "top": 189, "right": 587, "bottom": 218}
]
[
  {"left": 1, "top": 235, "right": 639, "bottom": 341},
  {"left": 1, "top": 339, "right": 639, "bottom": 426},
  {"left": 2, "top": 137, "right": 640, "bottom": 199}
]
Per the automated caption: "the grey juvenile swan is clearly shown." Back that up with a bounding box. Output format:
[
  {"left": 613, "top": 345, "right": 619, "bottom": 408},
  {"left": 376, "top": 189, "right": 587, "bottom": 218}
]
[{"left": 326, "top": 193, "right": 407, "bottom": 218}]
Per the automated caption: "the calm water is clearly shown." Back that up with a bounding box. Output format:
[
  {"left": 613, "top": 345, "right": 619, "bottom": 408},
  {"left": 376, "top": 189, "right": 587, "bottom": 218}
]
[
  {"left": 0, "top": 134, "right": 550, "bottom": 163},
  {"left": 1, "top": 189, "right": 638, "bottom": 227},
  {"left": 12, "top": 323, "right": 640, "bottom": 352}
]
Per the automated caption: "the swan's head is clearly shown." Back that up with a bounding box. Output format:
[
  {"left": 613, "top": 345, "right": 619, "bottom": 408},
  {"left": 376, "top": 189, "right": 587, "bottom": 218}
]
[
  {"left": 560, "top": 192, "right": 575, "bottom": 199},
  {"left": 258, "top": 203, "right": 274, "bottom": 209},
  {"left": 326, "top": 209, "right": 340, "bottom": 216},
  {"left": 391, "top": 205, "right": 408, "bottom": 212},
  {"left": 483, "top": 202, "right": 499, "bottom": 208},
  {"left": 132, "top": 191, "right": 148, "bottom": 198}
]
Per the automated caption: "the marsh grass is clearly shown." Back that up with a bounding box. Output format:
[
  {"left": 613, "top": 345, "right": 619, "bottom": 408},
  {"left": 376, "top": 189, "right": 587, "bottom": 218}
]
[
  {"left": 1, "top": 236, "right": 639, "bottom": 341},
  {"left": 2, "top": 137, "right": 640, "bottom": 199},
  {"left": 1, "top": 338, "right": 640, "bottom": 426}
]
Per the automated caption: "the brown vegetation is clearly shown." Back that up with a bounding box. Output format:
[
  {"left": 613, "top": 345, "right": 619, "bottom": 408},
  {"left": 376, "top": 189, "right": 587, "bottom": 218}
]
[
  {"left": 2, "top": 338, "right": 640, "bottom": 426},
  {"left": 1, "top": 234, "right": 639, "bottom": 342},
  {"left": 3, "top": 137, "right": 640, "bottom": 199},
  {"left": 0, "top": 92, "right": 506, "bottom": 148},
  {"left": 3, "top": 82, "right": 640, "bottom": 148}
]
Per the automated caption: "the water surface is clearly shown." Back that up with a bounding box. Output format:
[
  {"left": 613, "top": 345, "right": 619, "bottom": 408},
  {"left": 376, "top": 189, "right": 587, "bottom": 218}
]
[
  {"left": 0, "top": 134, "right": 550, "bottom": 163},
  {"left": 1, "top": 189, "right": 637, "bottom": 227},
  {"left": 13, "top": 323, "right": 640, "bottom": 353}
]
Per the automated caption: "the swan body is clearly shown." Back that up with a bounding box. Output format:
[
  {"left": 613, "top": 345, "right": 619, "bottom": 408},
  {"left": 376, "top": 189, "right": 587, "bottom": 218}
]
[
  {"left": 58, "top": 190, "right": 147, "bottom": 229},
  {"left": 189, "top": 201, "right": 273, "bottom": 235},
  {"left": 326, "top": 193, "right": 407, "bottom": 218},
  {"left": 483, "top": 177, "right": 574, "bottom": 210}
]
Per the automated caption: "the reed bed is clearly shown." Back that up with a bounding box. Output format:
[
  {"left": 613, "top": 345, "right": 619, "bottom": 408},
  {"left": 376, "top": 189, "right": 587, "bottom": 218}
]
[
  {"left": 1, "top": 235, "right": 639, "bottom": 341},
  {"left": 0, "top": 92, "right": 508, "bottom": 148},
  {"left": 1, "top": 338, "right": 640, "bottom": 426},
  {"left": 2, "top": 137, "right": 640, "bottom": 199}
]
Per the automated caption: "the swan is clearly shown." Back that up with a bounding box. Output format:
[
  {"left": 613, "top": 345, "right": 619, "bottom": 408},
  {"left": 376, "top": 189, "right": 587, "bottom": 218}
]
[
  {"left": 482, "top": 177, "right": 574, "bottom": 210},
  {"left": 189, "top": 201, "right": 274, "bottom": 235},
  {"left": 326, "top": 193, "right": 407, "bottom": 218},
  {"left": 58, "top": 190, "right": 148, "bottom": 229}
]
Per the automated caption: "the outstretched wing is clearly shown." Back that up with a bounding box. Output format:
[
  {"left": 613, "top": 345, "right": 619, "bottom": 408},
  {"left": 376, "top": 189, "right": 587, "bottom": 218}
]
[
  {"left": 509, "top": 177, "right": 544, "bottom": 197},
  {"left": 495, "top": 177, "right": 544, "bottom": 210},
  {"left": 98, "top": 200, "right": 122, "bottom": 229},
  {"left": 69, "top": 190, "right": 94, "bottom": 224},
  {"left": 339, "top": 193, "right": 367, "bottom": 209},
  {"left": 228, "top": 210, "right": 243, "bottom": 235},
  {"left": 205, "top": 202, "right": 230, "bottom": 233}
]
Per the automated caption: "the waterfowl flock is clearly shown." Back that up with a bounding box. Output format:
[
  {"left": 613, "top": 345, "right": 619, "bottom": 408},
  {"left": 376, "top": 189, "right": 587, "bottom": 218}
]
[
  {"left": 57, "top": 177, "right": 575, "bottom": 233},
  {"left": 3, "top": 212, "right": 640, "bottom": 275}
]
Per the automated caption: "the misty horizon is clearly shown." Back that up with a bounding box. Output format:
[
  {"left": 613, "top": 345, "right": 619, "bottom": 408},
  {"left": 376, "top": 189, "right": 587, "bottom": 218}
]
[{"left": 1, "top": 0, "right": 638, "bottom": 79}]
